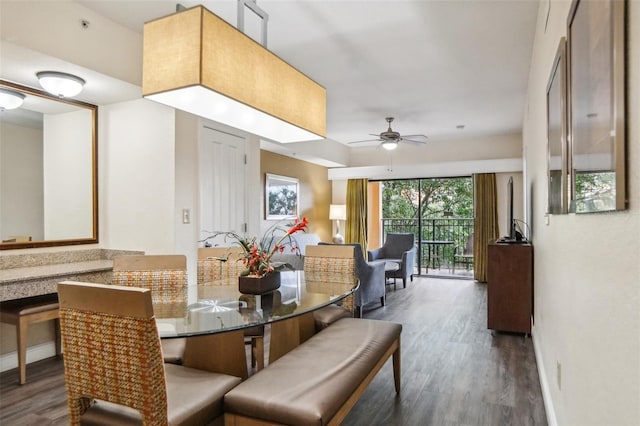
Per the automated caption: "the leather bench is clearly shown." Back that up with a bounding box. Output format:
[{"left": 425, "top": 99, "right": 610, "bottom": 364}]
[{"left": 224, "top": 317, "right": 402, "bottom": 425}]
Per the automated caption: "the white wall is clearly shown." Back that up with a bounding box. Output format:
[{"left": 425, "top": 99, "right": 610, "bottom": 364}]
[
  {"left": 524, "top": 1, "right": 640, "bottom": 425},
  {"left": 0, "top": 122, "right": 43, "bottom": 240},
  {"left": 99, "top": 99, "right": 176, "bottom": 253},
  {"left": 43, "top": 109, "right": 92, "bottom": 239}
]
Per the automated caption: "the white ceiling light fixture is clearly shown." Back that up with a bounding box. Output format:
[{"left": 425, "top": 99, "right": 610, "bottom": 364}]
[
  {"left": 142, "top": 5, "right": 326, "bottom": 143},
  {"left": 0, "top": 87, "right": 25, "bottom": 110},
  {"left": 36, "top": 71, "right": 85, "bottom": 98},
  {"left": 381, "top": 140, "right": 399, "bottom": 151}
]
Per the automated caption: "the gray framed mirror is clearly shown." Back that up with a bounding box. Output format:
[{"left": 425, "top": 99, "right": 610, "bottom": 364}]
[
  {"left": 0, "top": 80, "right": 98, "bottom": 249},
  {"left": 546, "top": 37, "right": 568, "bottom": 215},
  {"left": 567, "top": 0, "right": 626, "bottom": 213}
]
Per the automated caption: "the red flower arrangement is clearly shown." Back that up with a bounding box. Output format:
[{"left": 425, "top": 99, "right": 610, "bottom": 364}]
[{"left": 201, "top": 217, "right": 308, "bottom": 277}]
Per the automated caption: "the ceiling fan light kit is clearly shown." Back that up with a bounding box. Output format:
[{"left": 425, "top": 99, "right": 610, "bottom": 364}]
[
  {"left": 142, "top": 5, "right": 326, "bottom": 143},
  {"left": 381, "top": 140, "right": 398, "bottom": 150}
]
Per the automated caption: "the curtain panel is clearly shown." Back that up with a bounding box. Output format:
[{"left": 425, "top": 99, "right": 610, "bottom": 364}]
[
  {"left": 473, "top": 173, "right": 499, "bottom": 282},
  {"left": 345, "top": 179, "right": 368, "bottom": 253}
]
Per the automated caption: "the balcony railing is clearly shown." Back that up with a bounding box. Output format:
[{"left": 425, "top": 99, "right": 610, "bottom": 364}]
[{"left": 380, "top": 217, "right": 474, "bottom": 275}]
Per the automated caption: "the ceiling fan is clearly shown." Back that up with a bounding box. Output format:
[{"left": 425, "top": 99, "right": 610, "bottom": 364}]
[{"left": 347, "top": 117, "right": 428, "bottom": 150}]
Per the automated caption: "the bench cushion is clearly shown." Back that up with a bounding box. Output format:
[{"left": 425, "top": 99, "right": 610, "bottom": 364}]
[{"left": 224, "top": 318, "right": 401, "bottom": 425}]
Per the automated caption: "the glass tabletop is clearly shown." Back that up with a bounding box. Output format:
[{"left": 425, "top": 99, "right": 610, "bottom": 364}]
[{"left": 155, "top": 270, "right": 357, "bottom": 338}]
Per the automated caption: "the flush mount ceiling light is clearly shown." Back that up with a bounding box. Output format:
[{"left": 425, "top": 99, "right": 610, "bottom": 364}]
[
  {"left": 381, "top": 140, "right": 399, "bottom": 151},
  {"left": 142, "top": 5, "right": 326, "bottom": 143},
  {"left": 0, "top": 87, "right": 25, "bottom": 110},
  {"left": 36, "top": 71, "right": 85, "bottom": 98}
]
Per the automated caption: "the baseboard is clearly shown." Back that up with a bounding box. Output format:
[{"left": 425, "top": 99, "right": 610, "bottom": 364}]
[
  {"left": 0, "top": 342, "right": 57, "bottom": 373},
  {"left": 532, "top": 326, "right": 558, "bottom": 426}
]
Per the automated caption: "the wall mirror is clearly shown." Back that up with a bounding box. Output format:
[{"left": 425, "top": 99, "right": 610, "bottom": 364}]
[
  {"left": 546, "top": 37, "right": 568, "bottom": 214},
  {"left": 0, "top": 80, "right": 98, "bottom": 249},
  {"left": 567, "top": 0, "right": 626, "bottom": 213},
  {"left": 265, "top": 173, "right": 298, "bottom": 220}
]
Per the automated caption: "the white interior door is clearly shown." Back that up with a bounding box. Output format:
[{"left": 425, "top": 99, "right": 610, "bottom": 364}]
[{"left": 199, "top": 125, "right": 246, "bottom": 245}]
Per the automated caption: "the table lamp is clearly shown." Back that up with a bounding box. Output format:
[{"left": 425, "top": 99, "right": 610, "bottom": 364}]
[{"left": 329, "top": 204, "right": 347, "bottom": 244}]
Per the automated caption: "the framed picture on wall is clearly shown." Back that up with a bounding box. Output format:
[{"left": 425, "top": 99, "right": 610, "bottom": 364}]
[
  {"left": 567, "top": 0, "right": 626, "bottom": 213},
  {"left": 265, "top": 173, "right": 299, "bottom": 219}
]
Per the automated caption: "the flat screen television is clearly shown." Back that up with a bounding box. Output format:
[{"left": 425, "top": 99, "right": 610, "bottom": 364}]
[{"left": 499, "top": 176, "right": 525, "bottom": 243}]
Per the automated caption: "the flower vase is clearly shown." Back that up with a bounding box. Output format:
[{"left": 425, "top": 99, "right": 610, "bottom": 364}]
[{"left": 238, "top": 271, "right": 281, "bottom": 295}]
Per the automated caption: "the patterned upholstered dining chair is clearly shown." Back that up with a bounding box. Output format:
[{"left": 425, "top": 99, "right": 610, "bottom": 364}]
[
  {"left": 57, "top": 281, "right": 241, "bottom": 425},
  {"left": 198, "top": 247, "right": 265, "bottom": 371},
  {"left": 112, "top": 254, "right": 187, "bottom": 364},
  {"left": 304, "top": 244, "right": 357, "bottom": 330}
]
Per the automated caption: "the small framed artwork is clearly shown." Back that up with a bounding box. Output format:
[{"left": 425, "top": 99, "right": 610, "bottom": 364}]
[
  {"left": 546, "top": 37, "right": 568, "bottom": 214},
  {"left": 567, "top": 0, "right": 626, "bottom": 213},
  {"left": 265, "top": 173, "right": 299, "bottom": 219}
]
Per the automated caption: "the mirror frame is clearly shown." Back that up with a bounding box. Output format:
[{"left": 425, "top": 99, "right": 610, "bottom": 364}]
[
  {"left": 546, "top": 37, "right": 568, "bottom": 215},
  {"left": 566, "top": 0, "right": 627, "bottom": 213},
  {"left": 0, "top": 79, "right": 98, "bottom": 250}
]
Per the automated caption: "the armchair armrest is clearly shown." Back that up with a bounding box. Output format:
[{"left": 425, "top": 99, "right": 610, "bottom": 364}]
[
  {"left": 368, "top": 248, "right": 384, "bottom": 261},
  {"left": 400, "top": 247, "right": 416, "bottom": 276}
]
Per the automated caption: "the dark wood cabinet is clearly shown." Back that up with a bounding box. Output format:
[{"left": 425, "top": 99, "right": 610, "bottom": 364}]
[{"left": 487, "top": 242, "right": 533, "bottom": 334}]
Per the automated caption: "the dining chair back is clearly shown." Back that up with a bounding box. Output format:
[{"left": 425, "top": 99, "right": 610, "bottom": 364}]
[
  {"left": 304, "top": 245, "right": 356, "bottom": 316},
  {"left": 197, "top": 247, "right": 265, "bottom": 371},
  {"left": 112, "top": 254, "right": 188, "bottom": 364},
  {"left": 57, "top": 281, "right": 241, "bottom": 425},
  {"left": 197, "top": 247, "right": 245, "bottom": 283}
]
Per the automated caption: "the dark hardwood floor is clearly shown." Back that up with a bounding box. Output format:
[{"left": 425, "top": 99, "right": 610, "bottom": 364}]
[{"left": 0, "top": 276, "right": 547, "bottom": 426}]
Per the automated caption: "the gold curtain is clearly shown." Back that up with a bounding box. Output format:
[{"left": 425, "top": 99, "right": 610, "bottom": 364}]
[
  {"left": 473, "top": 173, "right": 499, "bottom": 282},
  {"left": 345, "top": 179, "right": 368, "bottom": 253}
]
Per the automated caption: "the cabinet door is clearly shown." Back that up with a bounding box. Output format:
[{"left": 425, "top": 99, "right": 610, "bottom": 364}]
[{"left": 487, "top": 244, "right": 532, "bottom": 333}]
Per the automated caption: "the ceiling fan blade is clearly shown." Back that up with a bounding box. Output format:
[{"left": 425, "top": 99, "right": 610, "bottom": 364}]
[
  {"left": 347, "top": 138, "right": 382, "bottom": 145},
  {"left": 401, "top": 138, "right": 428, "bottom": 145},
  {"left": 401, "top": 134, "right": 428, "bottom": 141}
]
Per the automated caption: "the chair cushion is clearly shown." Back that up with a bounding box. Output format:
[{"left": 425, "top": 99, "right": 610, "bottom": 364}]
[
  {"left": 161, "top": 338, "right": 186, "bottom": 364},
  {"left": 312, "top": 304, "right": 352, "bottom": 330},
  {"left": 80, "top": 364, "right": 241, "bottom": 425}
]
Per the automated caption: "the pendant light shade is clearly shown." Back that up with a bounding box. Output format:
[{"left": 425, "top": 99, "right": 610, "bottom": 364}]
[
  {"left": 36, "top": 71, "right": 85, "bottom": 98},
  {"left": 0, "top": 87, "right": 25, "bottom": 110},
  {"left": 142, "top": 5, "right": 326, "bottom": 143}
]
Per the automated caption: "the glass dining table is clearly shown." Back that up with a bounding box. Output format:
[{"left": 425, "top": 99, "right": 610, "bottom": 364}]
[{"left": 154, "top": 270, "right": 358, "bottom": 378}]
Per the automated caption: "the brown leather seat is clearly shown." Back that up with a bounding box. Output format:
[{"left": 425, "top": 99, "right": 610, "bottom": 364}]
[
  {"left": 224, "top": 318, "right": 402, "bottom": 425},
  {"left": 58, "top": 281, "right": 241, "bottom": 425}
]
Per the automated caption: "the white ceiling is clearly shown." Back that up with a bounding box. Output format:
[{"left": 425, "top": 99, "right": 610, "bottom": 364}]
[{"left": 74, "top": 0, "right": 538, "bottom": 148}]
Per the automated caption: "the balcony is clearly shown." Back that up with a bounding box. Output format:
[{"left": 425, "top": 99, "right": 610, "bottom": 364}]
[{"left": 380, "top": 217, "right": 474, "bottom": 278}]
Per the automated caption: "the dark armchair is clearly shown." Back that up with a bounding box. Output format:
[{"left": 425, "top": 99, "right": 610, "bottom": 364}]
[
  {"left": 368, "top": 233, "right": 416, "bottom": 288},
  {"left": 319, "top": 242, "right": 386, "bottom": 317}
]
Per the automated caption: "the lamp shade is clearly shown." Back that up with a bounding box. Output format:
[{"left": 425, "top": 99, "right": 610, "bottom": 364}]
[
  {"left": 0, "top": 88, "right": 25, "bottom": 110},
  {"left": 143, "top": 5, "right": 326, "bottom": 143},
  {"left": 329, "top": 204, "right": 347, "bottom": 221},
  {"left": 36, "top": 71, "right": 85, "bottom": 98}
]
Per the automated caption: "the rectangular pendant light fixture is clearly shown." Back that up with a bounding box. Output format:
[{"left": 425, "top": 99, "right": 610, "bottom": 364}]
[{"left": 143, "top": 5, "right": 326, "bottom": 143}]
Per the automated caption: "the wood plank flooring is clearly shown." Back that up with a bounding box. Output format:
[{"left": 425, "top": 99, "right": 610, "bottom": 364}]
[{"left": 0, "top": 276, "right": 547, "bottom": 425}]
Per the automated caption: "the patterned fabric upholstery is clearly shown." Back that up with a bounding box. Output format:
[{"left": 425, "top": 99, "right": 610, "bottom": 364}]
[
  {"left": 197, "top": 247, "right": 246, "bottom": 285},
  {"left": 59, "top": 283, "right": 168, "bottom": 425},
  {"left": 112, "top": 255, "right": 188, "bottom": 364},
  {"left": 304, "top": 245, "right": 356, "bottom": 314}
]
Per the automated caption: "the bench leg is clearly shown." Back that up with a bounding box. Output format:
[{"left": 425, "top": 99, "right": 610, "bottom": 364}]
[
  {"left": 54, "top": 318, "right": 62, "bottom": 356},
  {"left": 393, "top": 337, "right": 401, "bottom": 393},
  {"left": 18, "top": 317, "right": 28, "bottom": 385}
]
